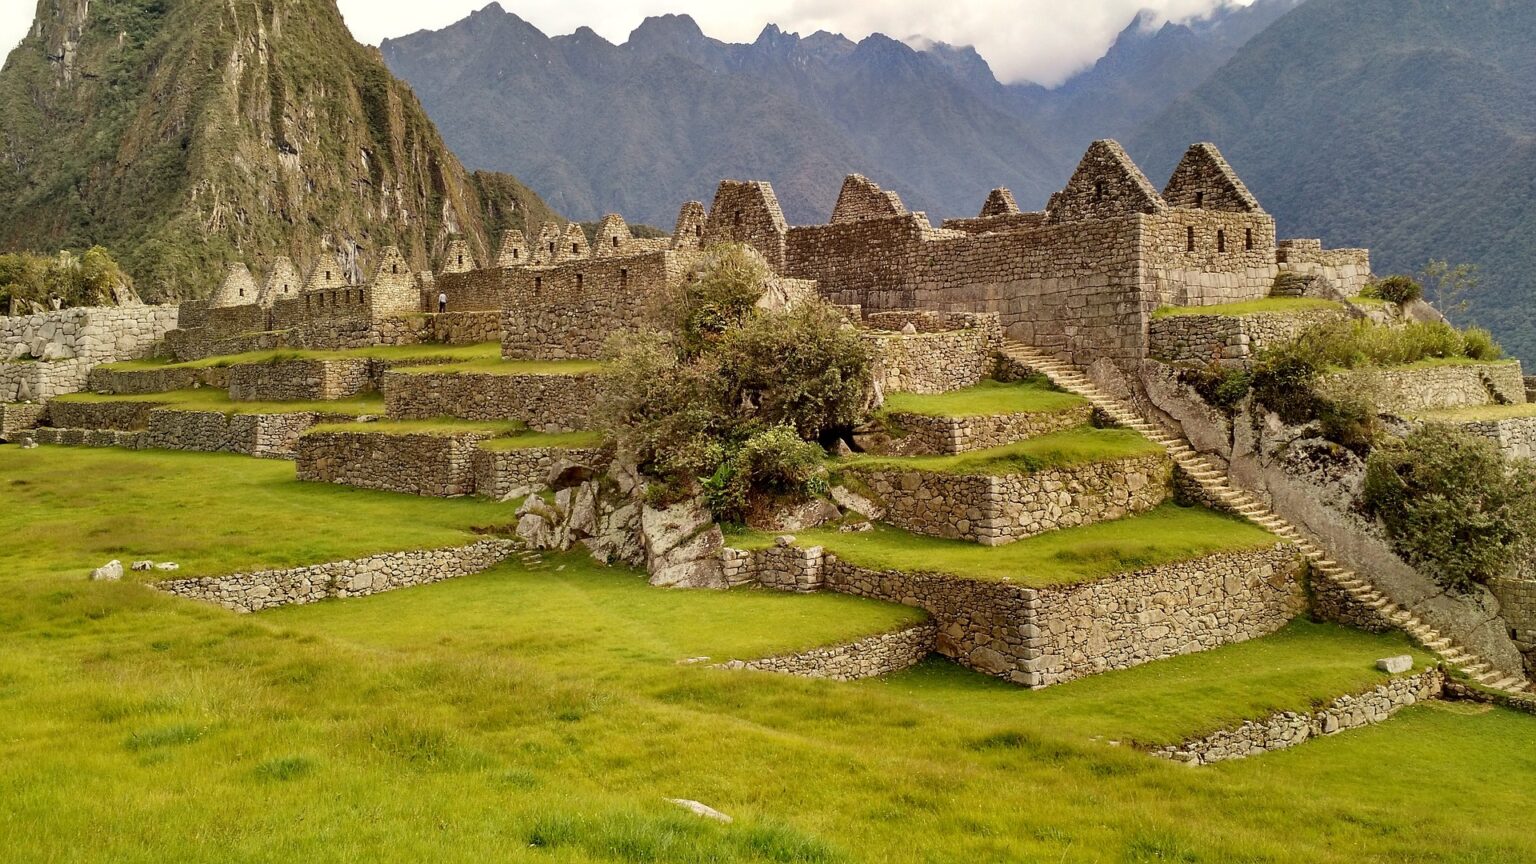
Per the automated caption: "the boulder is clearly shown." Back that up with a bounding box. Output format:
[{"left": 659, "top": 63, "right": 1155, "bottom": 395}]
[
  {"left": 90, "top": 560, "right": 124, "bottom": 582},
  {"left": 546, "top": 459, "right": 598, "bottom": 490},
  {"left": 155, "top": 562, "right": 180, "bottom": 572},
  {"left": 830, "top": 485, "right": 885, "bottom": 520},
  {"left": 1376, "top": 655, "right": 1414, "bottom": 674},
  {"left": 642, "top": 498, "right": 726, "bottom": 589},
  {"left": 665, "top": 799, "right": 732, "bottom": 824},
  {"left": 131, "top": 561, "right": 154, "bottom": 572}
]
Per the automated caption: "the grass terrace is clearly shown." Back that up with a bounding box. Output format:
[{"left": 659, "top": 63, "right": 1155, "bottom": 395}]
[
  {"left": 1418, "top": 402, "right": 1536, "bottom": 422},
  {"left": 391, "top": 357, "right": 607, "bottom": 376},
  {"left": 305, "top": 418, "right": 529, "bottom": 438},
  {"left": 881, "top": 379, "right": 1085, "bottom": 418},
  {"left": 2, "top": 445, "right": 1535, "bottom": 861},
  {"left": 477, "top": 430, "right": 608, "bottom": 451},
  {"left": 51, "top": 388, "right": 387, "bottom": 417},
  {"left": 842, "top": 426, "right": 1161, "bottom": 476},
  {"left": 99, "top": 341, "right": 504, "bottom": 371},
  {"left": 729, "top": 504, "right": 1280, "bottom": 587},
  {"left": 1152, "top": 297, "right": 1343, "bottom": 318}
]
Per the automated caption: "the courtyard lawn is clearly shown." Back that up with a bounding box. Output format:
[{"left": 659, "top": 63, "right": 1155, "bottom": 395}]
[
  {"left": 51, "top": 388, "right": 387, "bottom": 417},
  {"left": 881, "top": 379, "right": 1085, "bottom": 417},
  {"left": 98, "top": 341, "right": 504, "bottom": 372},
  {"left": 841, "top": 425, "right": 1162, "bottom": 476},
  {"left": 1152, "top": 297, "right": 1343, "bottom": 318},
  {"left": 2, "top": 445, "right": 1535, "bottom": 863},
  {"left": 729, "top": 504, "right": 1280, "bottom": 586}
]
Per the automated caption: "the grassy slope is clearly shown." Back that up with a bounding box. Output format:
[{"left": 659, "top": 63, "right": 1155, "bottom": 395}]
[
  {"left": 1, "top": 446, "right": 1534, "bottom": 861},
  {"left": 1153, "top": 298, "right": 1344, "bottom": 318},
  {"left": 51, "top": 389, "right": 386, "bottom": 417},
  {"left": 844, "top": 427, "right": 1161, "bottom": 476},
  {"left": 882, "top": 380, "right": 1085, "bottom": 418},
  {"left": 732, "top": 504, "right": 1280, "bottom": 586}
]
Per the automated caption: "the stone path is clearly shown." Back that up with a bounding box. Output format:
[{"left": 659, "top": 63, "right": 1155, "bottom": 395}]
[{"left": 1002, "top": 340, "right": 1532, "bottom": 696}]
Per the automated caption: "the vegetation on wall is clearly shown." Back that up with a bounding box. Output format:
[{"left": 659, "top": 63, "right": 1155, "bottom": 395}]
[
  {"left": 598, "top": 244, "right": 872, "bottom": 519},
  {"left": 1364, "top": 424, "right": 1536, "bottom": 592},
  {"left": 0, "top": 248, "right": 135, "bottom": 313}
]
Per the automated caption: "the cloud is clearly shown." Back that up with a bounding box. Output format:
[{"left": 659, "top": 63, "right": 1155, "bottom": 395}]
[{"left": 1, "top": 1, "right": 1255, "bottom": 87}]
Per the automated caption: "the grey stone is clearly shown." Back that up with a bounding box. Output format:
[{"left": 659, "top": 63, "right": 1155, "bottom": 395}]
[
  {"left": 1376, "top": 655, "right": 1414, "bottom": 674},
  {"left": 665, "top": 799, "right": 732, "bottom": 824},
  {"left": 90, "top": 560, "right": 123, "bottom": 582}
]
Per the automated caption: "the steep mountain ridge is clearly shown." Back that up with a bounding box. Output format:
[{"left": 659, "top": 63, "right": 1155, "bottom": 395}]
[{"left": 0, "top": 0, "right": 558, "bottom": 301}]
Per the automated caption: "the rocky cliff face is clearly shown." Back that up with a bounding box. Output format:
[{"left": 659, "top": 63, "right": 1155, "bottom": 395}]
[{"left": 0, "top": 0, "right": 558, "bottom": 301}]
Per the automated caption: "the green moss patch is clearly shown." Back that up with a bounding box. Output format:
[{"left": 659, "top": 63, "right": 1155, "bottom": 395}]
[
  {"left": 1153, "top": 298, "right": 1343, "bottom": 318},
  {"left": 730, "top": 504, "right": 1281, "bottom": 587},
  {"left": 843, "top": 426, "right": 1162, "bottom": 476},
  {"left": 882, "top": 380, "right": 1085, "bottom": 418}
]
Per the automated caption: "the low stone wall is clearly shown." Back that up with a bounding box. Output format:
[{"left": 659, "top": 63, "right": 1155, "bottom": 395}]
[
  {"left": 1152, "top": 667, "right": 1444, "bottom": 765},
  {"left": 164, "top": 311, "right": 498, "bottom": 363},
  {"left": 851, "top": 453, "right": 1171, "bottom": 545},
  {"left": 726, "top": 542, "right": 1302, "bottom": 687},
  {"left": 382, "top": 371, "right": 599, "bottom": 433},
  {"left": 47, "top": 399, "right": 166, "bottom": 431},
  {"left": 1308, "top": 570, "right": 1397, "bottom": 634},
  {"left": 472, "top": 446, "right": 611, "bottom": 500},
  {"left": 1276, "top": 242, "right": 1372, "bottom": 297},
  {"left": 226, "top": 358, "right": 373, "bottom": 402},
  {"left": 146, "top": 410, "right": 331, "bottom": 459},
  {"left": 1488, "top": 576, "right": 1536, "bottom": 676},
  {"left": 1149, "top": 308, "right": 1350, "bottom": 366},
  {"left": 865, "top": 327, "right": 997, "bottom": 395},
  {"left": 715, "top": 622, "right": 937, "bottom": 681},
  {"left": 1317, "top": 362, "right": 1526, "bottom": 414},
  {"left": 0, "top": 403, "right": 46, "bottom": 441},
  {"left": 880, "top": 405, "right": 1093, "bottom": 456},
  {"left": 34, "top": 427, "right": 146, "bottom": 449},
  {"left": 155, "top": 539, "right": 516, "bottom": 613},
  {"left": 1451, "top": 415, "right": 1536, "bottom": 460},
  {"left": 0, "top": 358, "right": 92, "bottom": 402},
  {"left": 297, "top": 430, "right": 492, "bottom": 497},
  {"left": 86, "top": 365, "right": 221, "bottom": 395}
]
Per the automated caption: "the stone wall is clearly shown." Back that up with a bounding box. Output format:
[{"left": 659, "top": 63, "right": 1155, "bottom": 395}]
[
  {"left": 382, "top": 370, "right": 599, "bottom": 433},
  {"left": 166, "top": 304, "right": 496, "bottom": 363},
  {"left": 865, "top": 327, "right": 999, "bottom": 395},
  {"left": 155, "top": 539, "right": 515, "bottom": 613},
  {"left": 1149, "top": 308, "right": 1352, "bottom": 366},
  {"left": 473, "top": 445, "right": 612, "bottom": 500},
  {"left": 851, "top": 453, "right": 1171, "bottom": 545},
  {"left": 1, "top": 305, "right": 177, "bottom": 364},
  {"left": 87, "top": 365, "right": 219, "bottom": 395},
  {"left": 47, "top": 399, "right": 164, "bottom": 431},
  {"left": 35, "top": 409, "right": 336, "bottom": 459},
  {"left": 725, "top": 543, "right": 1301, "bottom": 687},
  {"left": 501, "top": 250, "right": 695, "bottom": 361},
  {"left": 1317, "top": 362, "right": 1526, "bottom": 414},
  {"left": 226, "top": 359, "right": 373, "bottom": 402},
  {"left": 1152, "top": 667, "right": 1443, "bottom": 765},
  {"left": 715, "top": 622, "right": 937, "bottom": 681},
  {"left": 297, "top": 430, "right": 491, "bottom": 497},
  {"left": 879, "top": 405, "right": 1093, "bottom": 456},
  {"left": 1488, "top": 576, "right": 1536, "bottom": 676},
  {"left": 0, "top": 403, "right": 46, "bottom": 441},
  {"left": 1277, "top": 240, "right": 1372, "bottom": 297},
  {"left": 1450, "top": 415, "right": 1536, "bottom": 460},
  {"left": 0, "top": 359, "right": 92, "bottom": 402}
]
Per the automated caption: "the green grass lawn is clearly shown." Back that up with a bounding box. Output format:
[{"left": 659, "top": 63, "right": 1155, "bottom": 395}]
[
  {"left": 52, "top": 388, "right": 387, "bottom": 417},
  {"left": 478, "top": 431, "right": 608, "bottom": 451},
  {"left": 730, "top": 504, "right": 1280, "bottom": 586},
  {"left": 391, "top": 357, "right": 607, "bottom": 376},
  {"left": 881, "top": 379, "right": 1085, "bottom": 418},
  {"left": 306, "top": 418, "right": 530, "bottom": 438},
  {"left": 1153, "top": 297, "right": 1343, "bottom": 318},
  {"left": 100, "top": 342, "right": 504, "bottom": 371},
  {"left": 2, "top": 446, "right": 1535, "bottom": 862},
  {"left": 843, "top": 426, "right": 1162, "bottom": 476}
]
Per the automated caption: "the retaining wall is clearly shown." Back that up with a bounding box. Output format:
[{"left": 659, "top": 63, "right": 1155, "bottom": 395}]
[
  {"left": 226, "top": 359, "right": 373, "bottom": 401},
  {"left": 155, "top": 540, "right": 515, "bottom": 613},
  {"left": 1451, "top": 415, "right": 1536, "bottom": 460},
  {"left": 865, "top": 327, "right": 999, "bottom": 395},
  {"left": 879, "top": 405, "right": 1093, "bottom": 456},
  {"left": 1148, "top": 308, "right": 1351, "bottom": 366},
  {"left": 472, "top": 446, "right": 612, "bottom": 500},
  {"left": 383, "top": 370, "right": 599, "bottom": 432},
  {"left": 851, "top": 453, "right": 1171, "bottom": 545},
  {"left": 1317, "top": 363, "right": 1525, "bottom": 414},
  {"left": 0, "top": 403, "right": 46, "bottom": 441},
  {"left": 1152, "top": 667, "right": 1443, "bottom": 765},
  {"left": 297, "top": 430, "right": 492, "bottom": 497},
  {"left": 715, "top": 622, "right": 937, "bottom": 681}
]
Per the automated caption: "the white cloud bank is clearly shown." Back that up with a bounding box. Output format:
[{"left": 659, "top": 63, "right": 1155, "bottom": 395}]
[{"left": 1, "top": 1, "right": 1255, "bottom": 87}]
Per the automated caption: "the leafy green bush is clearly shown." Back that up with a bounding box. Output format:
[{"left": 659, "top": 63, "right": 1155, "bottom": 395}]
[
  {"left": 1461, "top": 327, "right": 1503, "bottom": 361},
  {"left": 1182, "top": 364, "right": 1253, "bottom": 412},
  {"left": 1249, "top": 350, "right": 1323, "bottom": 424},
  {"left": 1363, "top": 275, "right": 1423, "bottom": 305},
  {"left": 676, "top": 244, "right": 771, "bottom": 357},
  {"left": 1364, "top": 425, "right": 1536, "bottom": 592},
  {"left": 705, "top": 426, "right": 831, "bottom": 521},
  {"left": 1316, "top": 398, "right": 1379, "bottom": 452},
  {"left": 0, "top": 247, "right": 134, "bottom": 312}
]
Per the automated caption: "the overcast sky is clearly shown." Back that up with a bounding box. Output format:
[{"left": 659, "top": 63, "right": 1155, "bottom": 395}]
[{"left": 1, "top": 0, "right": 1255, "bottom": 86}]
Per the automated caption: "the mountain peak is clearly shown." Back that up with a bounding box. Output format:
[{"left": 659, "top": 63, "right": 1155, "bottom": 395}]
[{"left": 629, "top": 14, "right": 707, "bottom": 48}]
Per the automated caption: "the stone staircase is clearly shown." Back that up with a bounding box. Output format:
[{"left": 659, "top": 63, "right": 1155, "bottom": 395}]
[{"left": 1001, "top": 340, "right": 1532, "bottom": 696}]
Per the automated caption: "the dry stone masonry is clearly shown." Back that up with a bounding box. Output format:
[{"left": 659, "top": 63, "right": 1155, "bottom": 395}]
[
  {"left": 1149, "top": 307, "right": 1352, "bottom": 366},
  {"left": 715, "top": 622, "right": 937, "bottom": 681},
  {"left": 1317, "top": 363, "right": 1525, "bottom": 415},
  {"left": 878, "top": 404, "right": 1094, "bottom": 457},
  {"left": 382, "top": 369, "right": 599, "bottom": 432},
  {"left": 297, "top": 429, "right": 492, "bottom": 497}
]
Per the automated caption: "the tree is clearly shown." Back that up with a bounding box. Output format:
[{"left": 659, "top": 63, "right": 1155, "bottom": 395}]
[{"left": 1420, "top": 260, "right": 1479, "bottom": 321}]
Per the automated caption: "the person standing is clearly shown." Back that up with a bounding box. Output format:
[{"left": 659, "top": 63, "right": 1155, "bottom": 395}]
[{"left": 438, "top": 291, "right": 448, "bottom": 314}]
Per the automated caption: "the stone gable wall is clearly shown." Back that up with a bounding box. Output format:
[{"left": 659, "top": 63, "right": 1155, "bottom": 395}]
[
  {"left": 226, "top": 359, "right": 373, "bottom": 402},
  {"left": 297, "top": 430, "right": 492, "bottom": 497},
  {"left": 473, "top": 446, "right": 612, "bottom": 501},
  {"left": 1149, "top": 308, "right": 1352, "bottom": 366},
  {"left": 1153, "top": 668, "right": 1443, "bottom": 765},
  {"left": 1317, "top": 363, "right": 1526, "bottom": 414},
  {"left": 879, "top": 405, "right": 1093, "bottom": 456},
  {"left": 851, "top": 453, "right": 1171, "bottom": 545},
  {"left": 501, "top": 250, "right": 694, "bottom": 361},
  {"left": 382, "top": 370, "right": 599, "bottom": 433},
  {"left": 716, "top": 622, "right": 936, "bottom": 681},
  {"left": 1145, "top": 210, "right": 1279, "bottom": 307},
  {"left": 155, "top": 540, "right": 515, "bottom": 613}
]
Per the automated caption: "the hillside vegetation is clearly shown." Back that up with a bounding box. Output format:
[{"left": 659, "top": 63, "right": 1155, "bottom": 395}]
[{"left": 0, "top": 0, "right": 559, "bottom": 302}]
